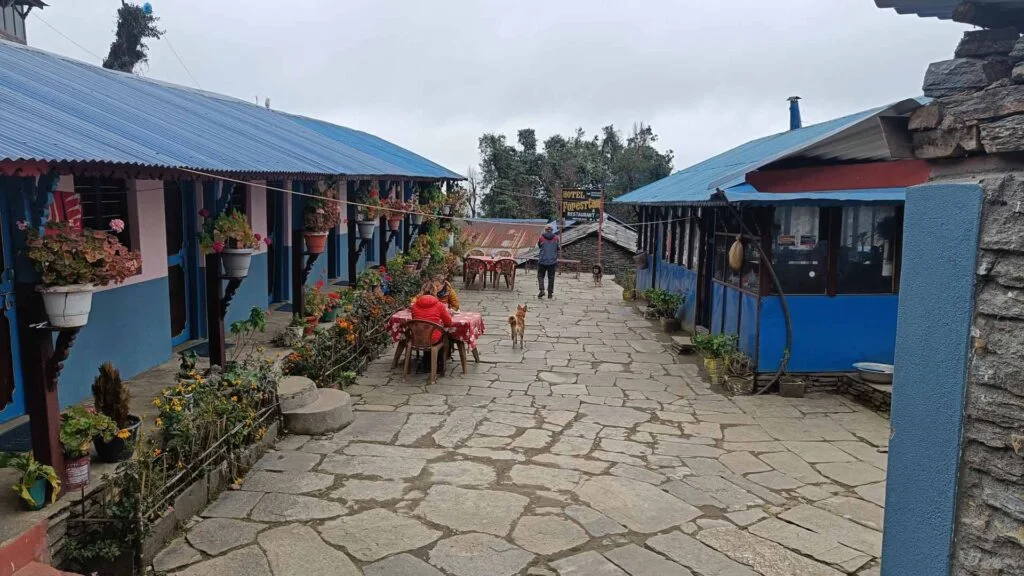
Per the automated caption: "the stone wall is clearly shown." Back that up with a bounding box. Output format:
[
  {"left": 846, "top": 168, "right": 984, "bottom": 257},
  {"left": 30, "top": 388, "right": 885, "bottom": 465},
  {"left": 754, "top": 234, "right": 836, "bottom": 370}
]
[
  {"left": 559, "top": 233, "right": 635, "bottom": 281},
  {"left": 910, "top": 27, "right": 1024, "bottom": 576}
]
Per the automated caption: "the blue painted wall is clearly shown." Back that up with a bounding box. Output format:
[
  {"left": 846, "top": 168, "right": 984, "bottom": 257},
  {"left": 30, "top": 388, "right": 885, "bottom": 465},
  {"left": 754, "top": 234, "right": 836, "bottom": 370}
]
[
  {"left": 709, "top": 282, "right": 758, "bottom": 359},
  {"left": 758, "top": 295, "right": 898, "bottom": 373},
  {"left": 882, "top": 183, "right": 982, "bottom": 576},
  {"left": 225, "top": 252, "right": 269, "bottom": 326},
  {"left": 655, "top": 263, "right": 699, "bottom": 331},
  {"left": 59, "top": 278, "right": 172, "bottom": 408},
  {"left": 636, "top": 253, "right": 654, "bottom": 291}
]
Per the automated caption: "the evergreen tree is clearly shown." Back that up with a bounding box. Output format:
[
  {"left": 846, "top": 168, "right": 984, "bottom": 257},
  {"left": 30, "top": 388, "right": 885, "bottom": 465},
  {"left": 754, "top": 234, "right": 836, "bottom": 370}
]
[{"left": 102, "top": 1, "right": 163, "bottom": 73}]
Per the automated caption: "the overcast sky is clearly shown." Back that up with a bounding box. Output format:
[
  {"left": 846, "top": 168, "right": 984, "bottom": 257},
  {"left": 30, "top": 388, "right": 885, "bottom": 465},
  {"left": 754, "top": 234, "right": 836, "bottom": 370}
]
[{"left": 28, "top": 0, "right": 967, "bottom": 177}]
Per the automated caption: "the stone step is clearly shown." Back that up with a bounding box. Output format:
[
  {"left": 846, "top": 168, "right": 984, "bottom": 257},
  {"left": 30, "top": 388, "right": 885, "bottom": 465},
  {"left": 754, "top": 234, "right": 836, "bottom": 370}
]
[
  {"left": 278, "top": 376, "right": 319, "bottom": 412},
  {"left": 282, "top": 388, "right": 353, "bottom": 435}
]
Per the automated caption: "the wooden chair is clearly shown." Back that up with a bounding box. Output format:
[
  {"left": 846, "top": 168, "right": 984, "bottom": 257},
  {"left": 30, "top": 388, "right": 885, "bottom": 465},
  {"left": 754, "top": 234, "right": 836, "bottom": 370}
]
[
  {"left": 464, "top": 257, "right": 487, "bottom": 289},
  {"left": 400, "top": 320, "right": 448, "bottom": 383},
  {"left": 492, "top": 258, "right": 517, "bottom": 290}
]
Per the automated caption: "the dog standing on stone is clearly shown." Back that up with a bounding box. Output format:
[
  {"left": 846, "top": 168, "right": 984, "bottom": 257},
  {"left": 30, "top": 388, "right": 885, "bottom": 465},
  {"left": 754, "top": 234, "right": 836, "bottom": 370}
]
[
  {"left": 592, "top": 264, "right": 603, "bottom": 286},
  {"left": 508, "top": 304, "right": 527, "bottom": 348}
]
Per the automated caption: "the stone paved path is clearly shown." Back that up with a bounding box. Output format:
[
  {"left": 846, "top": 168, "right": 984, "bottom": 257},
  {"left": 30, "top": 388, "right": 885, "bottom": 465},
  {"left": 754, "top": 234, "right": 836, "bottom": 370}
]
[{"left": 156, "top": 278, "right": 889, "bottom": 576}]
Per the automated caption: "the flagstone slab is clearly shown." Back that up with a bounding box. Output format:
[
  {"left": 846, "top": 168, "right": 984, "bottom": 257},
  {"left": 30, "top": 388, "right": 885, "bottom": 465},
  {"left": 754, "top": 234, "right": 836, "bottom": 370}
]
[
  {"left": 153, "top": 538, "right": 201, "bottom": 573},
  {"left": 259, "top": 524, "right": 361, "bottom": 576},
  {"left": 364, "top": 554, "right": 445, "bottom": 576},
  {"left": 604, "top": 543, "right": 694, "bottom": 576},
  {"left": 780, "top": 504, "right": 883, "bottom": 557},
  {"left": 574, "top": 476, "right": 700, "bottom": 533},
  {"left": 249, "top": 493, "right": 347, "bottom": 522},
  {"left": 696, "top": 526, "right": 844, "bottom": 576},
  {"left": 532, "top": 453, "right": 610, "bottom": 473},
  {"left": 335, "top": 412, "right": 408, "bottom": 442},
  {"left": 171, "top": 546, "right": 271, "bottom": 576},
  {"left": 186, "top": 518, "right": 265, "bottom": 556},
  {"left": 427, "top": 461, "right": 497, "bottom": 487},
  {"left": 428, "top": 533, "right": 535, "bottom": 576},
  {"left": 201, "top": 491, "right": 263, "bottom": 519},
  {"left": 511, "top": 515, "right": 588, "bottom": 555},
  {"left": 253, "top": 450, "right": 320, "bottom": 472},
  {"left": 239, "top": 470, "right": 335, "bottom": 494},
  {"left": 319, "top": 509, "right": 442, "bottom": 561},
  {"left": 783, "top": 441, "right": 858, "bottom": 463},
  {"left": 646, "top": 532, "right": 757, "bottom": 576},
  {"left": 551, "top": 551, "right": 629, "bottom": 575},
  {"left": 416, "top": 485, "right": 529, "bottom": 536},
  {"left": 748, "top": 518, "right": 871, "bottom": 572},
  {"left": 564, "top": 505, "right": 627, "bottom": 536},
  {"left": 579, "top": 405, "right": 651, "bottom": 427},
  {"left": 320, "top": 455, "right": 427, "bottom": 479},
  {"left": 815, "top": 462, "right": 886, "bottom": 487},
  {"left": 816, "top": 496, "right": 885, "bottom": 530},
  {"left": 331, "top": 480, "right": 409, "bottom": 502},
  {"left": 343, "top": 442, "right": 446, "bottom": 460},
  {"left": 508, "top": 464, "right": 583, "bottom": 492}
]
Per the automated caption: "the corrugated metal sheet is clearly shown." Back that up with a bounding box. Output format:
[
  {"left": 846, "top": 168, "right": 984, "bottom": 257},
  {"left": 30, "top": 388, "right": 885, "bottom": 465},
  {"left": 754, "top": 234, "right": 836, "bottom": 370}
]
[
  {"left": 0, "top": 39, "right": 458, "bottom": 177},
  {"left": 613, "top": 99, "right": 924, "bottom": 205},
  {"left": 875, "top": 0, "right": 1024, "bottom": 21},
  {"left": 517, "top": 219, "right": 637, "bottom": 262},
  {"left": 720, "top": 183, "right": 906, "bottom": 204},
  {"left": 284, "top": 114, "right": 463, "bottom": 179},
  {"left": 459, "top": 219, "right": 544, "bottom": 255}
]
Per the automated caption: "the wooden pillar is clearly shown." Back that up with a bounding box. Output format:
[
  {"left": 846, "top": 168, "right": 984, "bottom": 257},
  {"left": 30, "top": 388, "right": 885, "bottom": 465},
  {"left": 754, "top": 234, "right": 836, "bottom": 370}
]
[
  {"left": 205, "top": 253, "right": 226, "bottom": 367},
  {"left": 16, "top": 284, "right": 64, "bottom": 490},
  {"left": 292, "top": 230, "right": 305, "bottom": 319},
  {"left": 347, "top": 180, "right": 358, "bottom": 285}
]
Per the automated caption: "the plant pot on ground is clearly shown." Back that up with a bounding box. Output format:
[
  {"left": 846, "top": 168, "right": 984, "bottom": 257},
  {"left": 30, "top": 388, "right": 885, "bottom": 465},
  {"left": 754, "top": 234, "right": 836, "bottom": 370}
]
[
  {"left": 660, "top": 317, "right": 681, "bottom": 333},
  {"left": 24, "top": 221, "right": 141, "bottom": 328},
  {"left": 693, "top": 332, "right": 739, "bottom": 388},
  {"left": 60, "top": 405, "right": 116, "bottom": 490},
  {"left": 92, "top": 363, "right": 141, "bottom": 463},
  {"left": 644, "top": 288, "right": 684, "bottom": 330},
  {"left": 0, "top": 452, "right": 61, "bottom": 510},
  {"left": 779, "top": 378, "right": 806, "bottom": 398}
]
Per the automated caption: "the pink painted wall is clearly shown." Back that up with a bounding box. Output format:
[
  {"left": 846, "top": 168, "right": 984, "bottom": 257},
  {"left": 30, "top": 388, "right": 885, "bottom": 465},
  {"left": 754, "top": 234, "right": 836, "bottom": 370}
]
[
  {"left": 248, "top": 180, "right": 269, "bottom": 255},
  {"left": 106, "top": 179, "right": 167, "bottom": 291}
]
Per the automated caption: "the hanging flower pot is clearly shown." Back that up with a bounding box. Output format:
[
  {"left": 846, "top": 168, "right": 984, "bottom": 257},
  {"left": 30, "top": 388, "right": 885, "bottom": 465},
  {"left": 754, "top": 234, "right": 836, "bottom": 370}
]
[
  {"left": 356, "top": 220, "right": 377, "bottom": 240},
  {"left": 441, "top": 204, "right": 452, "bottom": 216},
  {"left": 220, "top": 248, "right": 253, "bottom": 278},
  {"left": 404, "top": 263, "right": 417, "bottom": 272},
  {"left": 387, "top": 217, "right": 403, "bottom": 231},
  {"left": 93, "top": 415, "right": 142, "bottom": 463},
  {"left": 64, "top": 455, "right": 91, "bottom": 491},
  {"left": 304, "top": 231, "right": 329, "bottom": 254},
  {"left": 38, "top": 284, "right": 95, "bottom": 328},
  {"left": 411, "top": 213, "right": 424, "bottom": 226}
]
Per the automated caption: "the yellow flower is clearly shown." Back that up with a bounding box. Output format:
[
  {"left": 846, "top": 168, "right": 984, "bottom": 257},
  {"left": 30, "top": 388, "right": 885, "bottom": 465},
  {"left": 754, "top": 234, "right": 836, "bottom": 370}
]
[
  {"left": 155, "top": 418, "right": 163, "bottom": 427},
  {"left": 152, "top": 398, "right": 162, "bottom": 407},
  {"left": 116, "top": 429, "right": 131, "bottom": 440},
  {"left": 152, "top": 448, "right": 162, "bottom": 457},
  {"left": 231, "top": 396, "right": 239, "bottom": 403}
]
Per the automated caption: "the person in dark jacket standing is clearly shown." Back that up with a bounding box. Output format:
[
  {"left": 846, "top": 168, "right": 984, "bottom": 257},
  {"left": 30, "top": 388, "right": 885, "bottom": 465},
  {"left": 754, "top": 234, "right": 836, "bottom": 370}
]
[{"left": 537, "top": 225, "right": 560, "bottom": 299}]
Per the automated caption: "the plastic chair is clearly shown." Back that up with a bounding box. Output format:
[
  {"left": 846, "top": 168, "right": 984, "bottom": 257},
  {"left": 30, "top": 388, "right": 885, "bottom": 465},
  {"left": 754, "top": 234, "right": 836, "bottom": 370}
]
[
  {"left": 493, "top": 249, "right": 514, "bottom": 258},
  {"left": 464, "top": 257, "right": 487, "bottom": 289},
  {"left": 400, "top": 319, "right": 448, "bottom": 383},
  {"left": 466, "top": 248, "right": 487, "bottom": 257},
  {"left": 492, "top": 258, "right": 517, "bottom": 290}
]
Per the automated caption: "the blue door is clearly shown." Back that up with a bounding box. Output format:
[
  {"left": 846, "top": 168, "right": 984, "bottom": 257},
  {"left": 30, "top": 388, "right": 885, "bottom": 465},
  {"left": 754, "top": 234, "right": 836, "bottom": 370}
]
[
  {"left": 165, "top": 182, "right": 198, "bottom": 346},
  {"left": 0, "top": 195, "right": 25, "bottom": 424}
]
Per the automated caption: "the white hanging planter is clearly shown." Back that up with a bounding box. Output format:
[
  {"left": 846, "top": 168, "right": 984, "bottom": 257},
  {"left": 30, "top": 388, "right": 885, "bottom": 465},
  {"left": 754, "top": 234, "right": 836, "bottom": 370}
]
[
  {"left": 441, "top": 205, "right": 452, "bottom": 216},
  {"left": 411, "top": 213, "right": 424, "bottom": 226},
  {"left": 356, "top": 220, "right": 377, "bottom": 240},
  {"left": 220, "top": 248, "right": 253, "bottom": 278},
  {"left": 39, "top": 284, "right": 94, "bottom": 328}
]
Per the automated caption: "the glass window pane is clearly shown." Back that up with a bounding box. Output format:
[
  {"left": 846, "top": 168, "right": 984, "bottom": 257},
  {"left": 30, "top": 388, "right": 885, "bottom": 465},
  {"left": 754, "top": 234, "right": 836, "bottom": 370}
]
[
  {"left": 681, "top": 212, "right": 691, "bottom": 268},
  {"left": 742, "top": 241, "right": 760, "bottom": 292},
  {"left": 772, "top": 206, "right": 827, "bottom": 294},
  {"left": 837, "top": 205, "right": 898, "bottom": 293}
]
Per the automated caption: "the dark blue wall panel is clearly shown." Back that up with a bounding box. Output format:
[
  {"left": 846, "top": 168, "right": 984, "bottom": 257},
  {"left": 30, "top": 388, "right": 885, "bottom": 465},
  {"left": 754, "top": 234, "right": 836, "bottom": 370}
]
[
  {"left": 740, "top": 292, "right": 758, "bottom": 359},
  {"left": 711, "top": 283, "right": 724, "bottom": 334},
  {"left": 758, "top": 294, "right": 899, "bottom": 373},
  {"left": 59, "top": 278, "right": 172, "bottom": 408},
  {"left": 655, "top": 263, "right": 698, "bottom": 331},
  {"left": 882, "top": 183, "right": 982, "bottom": 576}
]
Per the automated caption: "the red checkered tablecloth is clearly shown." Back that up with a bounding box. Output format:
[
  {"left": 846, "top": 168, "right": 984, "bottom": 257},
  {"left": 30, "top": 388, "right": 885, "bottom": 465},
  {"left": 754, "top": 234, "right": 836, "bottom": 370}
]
[{"left": 388, "top": 309, "right": 486, "bottom": 350}]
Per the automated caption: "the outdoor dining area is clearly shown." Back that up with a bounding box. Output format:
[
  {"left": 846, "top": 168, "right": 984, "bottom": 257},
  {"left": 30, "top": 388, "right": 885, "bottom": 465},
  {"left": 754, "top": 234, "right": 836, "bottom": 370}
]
[{"left": 463, "top": 248, "right": 519, "bottom": 290}]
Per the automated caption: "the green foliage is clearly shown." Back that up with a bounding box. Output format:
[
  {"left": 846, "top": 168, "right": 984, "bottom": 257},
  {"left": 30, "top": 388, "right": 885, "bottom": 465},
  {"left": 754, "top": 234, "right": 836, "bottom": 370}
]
[
  {"left": 643, "top": 288, "right": 683, "bottom": 318},
  {"left": 177, "top": 350, "right": 198, "bottom": 378},
  {"left": 60, "top": 406, "right": 117, "bottom": 458},
  {"left": 229, "top": 306, "right": 267, "bottom": 362},
  {"left": 92, "top": 362, "right": 131, "bottom": 428},
  {"left": 24, "top": 222, "right": 141, "bottom": 287},
  {"left": 198, "top": 209, "right": 261, "bottom": 254},
  {"left": 0, "top": 452, "right": 61, "bottom": 507},
  {"left": 102, "top": 1, "right": 163, "bottom": 73},
  {"left": 304, "top": 179, "right": 342, "bottom": 232},
  {"left": 692, "top": 332, "right": 739, "bottom": 360},
  {"left": 478, "top": 123, "right": 672, "bottom": 221}
]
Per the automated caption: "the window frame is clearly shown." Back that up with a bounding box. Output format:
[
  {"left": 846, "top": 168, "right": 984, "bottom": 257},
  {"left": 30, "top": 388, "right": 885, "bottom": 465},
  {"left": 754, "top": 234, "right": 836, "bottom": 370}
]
[{"left": 75, "top": 176, "right": 134, "bottom": 250}]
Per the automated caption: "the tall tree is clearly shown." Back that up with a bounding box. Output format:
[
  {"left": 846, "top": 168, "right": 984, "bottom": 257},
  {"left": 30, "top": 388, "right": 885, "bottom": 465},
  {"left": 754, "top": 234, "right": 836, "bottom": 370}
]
[
  {"left": 103, "top": 1, "right": 163, "bottom": 73},
  {"left": 465, "top": 165, "right": 480, "bottom": 218}
]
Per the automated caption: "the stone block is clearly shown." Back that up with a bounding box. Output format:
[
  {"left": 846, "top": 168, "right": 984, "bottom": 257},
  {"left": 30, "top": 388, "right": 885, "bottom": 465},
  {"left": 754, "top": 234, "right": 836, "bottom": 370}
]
[
  {"left": 978, "top": 174, "right": 1024, "bottom": 251},
  {"left": 981, "top": 114, "right": 1024, "bottom": 153},
  {"left": 140, "top": 511, "right": 179, "bottom": 564},
  {"left": 172, "top": 475, "right": 210, "bottom": 523},
  {"left": 912, "top": 125, "right": 981, "bottom": 158},
  {"left": 955, "top": 27, "right": 1019, "bottom": 58},
  {"left": 923, "top": 58, "right": 1013, "bottom": 98},
  {"left": 1009, "top": 35, "right": 1024, "bottom": 61},
  {"left": 908, "top": 102, "right": 943, "bottom": 131}
]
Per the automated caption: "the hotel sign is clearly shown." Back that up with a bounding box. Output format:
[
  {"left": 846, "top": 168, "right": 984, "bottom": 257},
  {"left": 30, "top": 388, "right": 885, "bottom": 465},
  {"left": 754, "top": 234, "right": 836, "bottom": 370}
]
[{"left": 561, "top": 188, "right": 602, "bottom": 221}]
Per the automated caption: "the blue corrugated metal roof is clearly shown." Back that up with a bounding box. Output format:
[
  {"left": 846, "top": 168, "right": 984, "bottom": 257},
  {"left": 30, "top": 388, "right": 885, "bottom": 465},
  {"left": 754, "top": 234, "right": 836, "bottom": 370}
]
[
  {"left": 0, "top": 39, "right": 459, "bottom": 178},
  {"left": 720, "top": 183, "right": 906, "bottom": 204},
  {"left": 284, "top": 114, "right": 463, "bottom": 179},
  {"left": 614, "top": 106, "right": 888, "bottom": 205},
  {"left": 875, "top": 0, "right": 1024, "bottom": 21}
]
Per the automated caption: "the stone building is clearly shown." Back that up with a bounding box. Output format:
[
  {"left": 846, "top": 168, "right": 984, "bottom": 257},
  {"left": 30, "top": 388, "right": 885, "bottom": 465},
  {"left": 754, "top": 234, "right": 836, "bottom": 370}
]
[
  {"left": 873, "top": 3, "right": 1024, "bottom": 575},
  {"left": 518, "top": 217, "right": 638, "bottom": 281}
]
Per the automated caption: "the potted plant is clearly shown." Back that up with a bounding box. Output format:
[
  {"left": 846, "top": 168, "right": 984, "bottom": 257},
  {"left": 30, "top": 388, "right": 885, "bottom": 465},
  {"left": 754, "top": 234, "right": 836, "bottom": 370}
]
[
  {"left": 304, "top": 280, "right": 329, "bottom": 333},
  {"left": 303, "top": 181, "right": 341, "bottom": 254},
  {"left": 91, "top": 363, "right": 141, "bottom": 463},
  {"left": 693, "top": 332, "right": 738, "bottom": 387},
  {"left": 443, "top": 185, "right": 470, "bottom": 217},
  {"left": 60, "top": 405, "right": 117, "bottom": 490},
  {"left": 22, "top": 220, "right": 141, "bottom": 328},
  {"left": 645, "top": 288, "right": 684, "bottom": 332},
  {"left": 198, "top": 209, "right": 269, "bottom": 278},
  {"left": 621, "top": 270, "right": 637, "bottom": 301},
  {"left": 321, "top": 292, "right": 342, "bottom": 322},
  {"left": 0, "top": 452, "right": 61, "bottom": 510},
  {"left": 354, "top": 182, "right": 382, "bottom": 240},
  {"left": 287, "top": 315, "right": 306, "bottom": 340},
  {"left": 381, "top": 196, "right": 413, "bottom": 231}
]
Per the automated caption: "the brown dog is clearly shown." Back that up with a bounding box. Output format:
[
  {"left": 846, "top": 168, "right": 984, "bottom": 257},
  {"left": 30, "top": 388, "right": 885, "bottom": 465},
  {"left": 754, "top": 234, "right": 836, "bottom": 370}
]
[
  {"left": 592, "top": 264, "right": 603, "bottom": 286},
  {"left": 508, "top": 304, "right": 527, "bottom": 348}
]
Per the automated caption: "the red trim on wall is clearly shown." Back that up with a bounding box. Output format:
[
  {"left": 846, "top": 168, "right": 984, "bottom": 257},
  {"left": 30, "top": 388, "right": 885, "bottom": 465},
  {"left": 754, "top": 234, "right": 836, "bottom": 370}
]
[
  {"left": 746, "top": 160, "right": 931, "bottom": 193},
  {"left": 0, "top": 161, "right": 49, "bottom": 177}
]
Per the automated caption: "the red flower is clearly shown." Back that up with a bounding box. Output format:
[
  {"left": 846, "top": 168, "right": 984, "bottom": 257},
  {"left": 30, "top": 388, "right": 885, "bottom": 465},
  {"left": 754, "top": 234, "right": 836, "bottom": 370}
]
[
  {"left": 254, "top": 233, "right": 262, "bottom": 241},
  {"left": 316, "top": 279, "right": 325, "bottom": 289},
  {"left": 198, "top": 208, "right": 211, "bottom": 218},
  {"left": 263, "top": 236, "right": 273, "bottom": 246},
  {"left": 212, "top": 241, "right": 225, "bottom": 253}
]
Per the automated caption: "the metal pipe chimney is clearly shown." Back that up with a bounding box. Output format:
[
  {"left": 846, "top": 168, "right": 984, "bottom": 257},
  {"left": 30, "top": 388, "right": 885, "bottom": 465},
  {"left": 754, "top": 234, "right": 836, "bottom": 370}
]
[{"left": 788, "top": 96, "right": 802, "bottom": 130}]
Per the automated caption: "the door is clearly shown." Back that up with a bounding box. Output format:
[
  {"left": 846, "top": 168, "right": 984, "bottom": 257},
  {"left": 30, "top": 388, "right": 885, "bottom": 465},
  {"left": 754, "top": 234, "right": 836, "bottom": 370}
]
[
  {"left": 165, "top": 182, "right": 197, "bottom": 346},
  {"left": 0, "top": 194, "right": 25, "bottom": 424}
]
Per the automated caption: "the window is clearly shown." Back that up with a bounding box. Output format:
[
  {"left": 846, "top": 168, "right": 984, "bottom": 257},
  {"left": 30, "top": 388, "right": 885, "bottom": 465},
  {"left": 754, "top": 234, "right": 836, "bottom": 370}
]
[
  {"left": 837, "top": 205, "right": 899, "bottom": 294},
  {"left": 690, "top": 210, "right": 701, "bottom": 270},
  {"left": 75, "top": 177, "right": 133, "bottom": 250},
  {"left": 771, "top": 206, "right": 828, "bottom": 294}
]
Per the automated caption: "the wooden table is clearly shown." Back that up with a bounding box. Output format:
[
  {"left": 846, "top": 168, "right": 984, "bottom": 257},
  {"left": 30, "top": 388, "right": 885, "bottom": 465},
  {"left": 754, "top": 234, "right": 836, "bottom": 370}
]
[{"left": 388, "top": 309, "right": 486, "bottom": 373}]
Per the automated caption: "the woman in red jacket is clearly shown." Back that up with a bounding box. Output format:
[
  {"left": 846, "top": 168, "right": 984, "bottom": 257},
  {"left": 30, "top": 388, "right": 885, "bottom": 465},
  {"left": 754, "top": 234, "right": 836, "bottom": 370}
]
[{"left": 411, "top": 285, "right": 453, "bottom": 345}]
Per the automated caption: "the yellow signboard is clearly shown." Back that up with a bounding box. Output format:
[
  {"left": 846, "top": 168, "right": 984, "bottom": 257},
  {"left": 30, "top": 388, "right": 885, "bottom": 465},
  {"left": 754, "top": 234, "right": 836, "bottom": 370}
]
[{"left": 561, "top": 188, "right": 602, "bottom": 221}]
